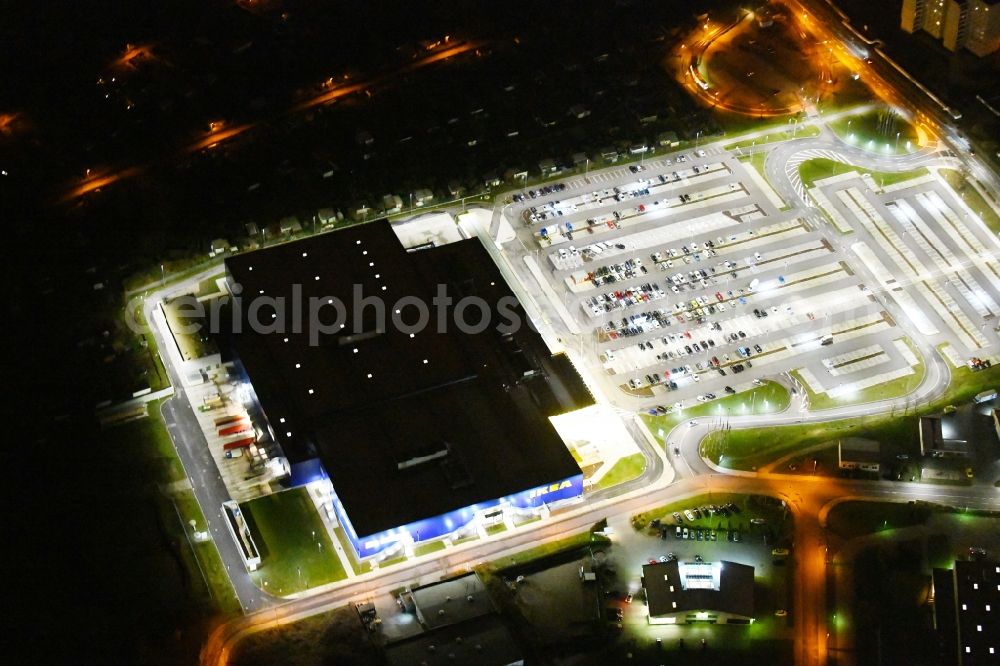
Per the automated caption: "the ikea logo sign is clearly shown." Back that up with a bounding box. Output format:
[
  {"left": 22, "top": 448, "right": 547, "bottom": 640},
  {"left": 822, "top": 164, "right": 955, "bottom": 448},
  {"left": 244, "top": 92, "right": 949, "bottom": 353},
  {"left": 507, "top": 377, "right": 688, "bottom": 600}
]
[{"left": 527, "top": 480, "right": 573, "bottom": 500}]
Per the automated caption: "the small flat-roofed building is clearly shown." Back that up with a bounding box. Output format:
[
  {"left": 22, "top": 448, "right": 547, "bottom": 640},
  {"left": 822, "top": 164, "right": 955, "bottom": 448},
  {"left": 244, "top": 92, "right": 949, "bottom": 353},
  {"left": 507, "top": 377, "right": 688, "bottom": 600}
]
[
  {"left": 657, "top": 131, "right": 679, "bottom": 147},
  {"left": 538, "top": 158, "right": 557, "bottom": 175},
  {"left": 838, "top": 438, "right": 881, "bottom": 472},
  {"left": 384, "top": 614, "right": 523, "bottom": 666},
  {"left": 408, "top": 573, "right": 495, "bottom": 630},
  {"left": 278, "top": 216, "right": 301, "bottom": 234},
  {"left": 387, "top": 573, "right": 524, "bottom": 665},
  {"left": 382, "top": 194, "right": 404, "bottom": 214},
  {"left": 642, "top": 560, "right": 754, "bottom": 625},
  {"left": 921, "top": 416, "right": 972, "bottom": 459},
  {"left": 932, "top": 559, "right": 1000, "bottom": 664},
  {"left": 413, "top": 188, "right": 435, "bottom": 207},
  {"left": 317, "top": 208, "right": 337, "bottom": 225},
  {"left": 920, "top": 415, "right": 943, "bottom": 453}
]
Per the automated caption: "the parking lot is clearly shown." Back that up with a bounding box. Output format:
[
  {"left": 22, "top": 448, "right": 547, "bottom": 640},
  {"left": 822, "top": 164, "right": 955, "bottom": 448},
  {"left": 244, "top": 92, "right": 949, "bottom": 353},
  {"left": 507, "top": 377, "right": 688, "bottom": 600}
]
[
  {"left": 500, "top": 145, "right": 1000, "bottom": 415},
  {"left": 596, "top": 493, "right": 793, "bottom": 649}
]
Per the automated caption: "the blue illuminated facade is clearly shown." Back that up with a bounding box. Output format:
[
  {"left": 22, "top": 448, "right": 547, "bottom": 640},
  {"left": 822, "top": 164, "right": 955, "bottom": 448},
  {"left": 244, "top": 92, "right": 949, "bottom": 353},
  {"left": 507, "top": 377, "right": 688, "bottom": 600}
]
[{"left": 291, "top": 463, "right": 584, "bottom": 559}]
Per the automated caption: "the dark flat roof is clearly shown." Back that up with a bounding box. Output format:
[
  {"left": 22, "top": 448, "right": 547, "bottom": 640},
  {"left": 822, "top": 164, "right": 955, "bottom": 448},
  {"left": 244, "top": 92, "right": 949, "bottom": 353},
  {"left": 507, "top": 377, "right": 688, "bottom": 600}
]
[
  {"left": 410, "top": 573, "right": 494, "bottom": 630},
  {"left": 224, "top": 221, "right": 589, "bottom": 537},
  {"left": 953, "top": 560, "right": 1000, "bottom": 662},
  {"left": 385, "top": 613, "right": 522, "bottom": 666}
]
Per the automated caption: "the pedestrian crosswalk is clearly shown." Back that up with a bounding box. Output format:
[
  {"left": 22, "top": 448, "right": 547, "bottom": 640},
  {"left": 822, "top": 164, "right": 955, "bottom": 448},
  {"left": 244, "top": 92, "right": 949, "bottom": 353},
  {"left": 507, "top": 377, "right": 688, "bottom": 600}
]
[{"left": 784, "top": 148, "right": 851, "bottom": 202}]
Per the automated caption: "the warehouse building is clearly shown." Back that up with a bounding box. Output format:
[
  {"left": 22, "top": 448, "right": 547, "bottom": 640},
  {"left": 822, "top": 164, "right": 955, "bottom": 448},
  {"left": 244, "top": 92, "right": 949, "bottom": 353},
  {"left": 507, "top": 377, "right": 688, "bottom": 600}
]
[{"left": 221, "top": 220, "right": 589, "bottom": 559}]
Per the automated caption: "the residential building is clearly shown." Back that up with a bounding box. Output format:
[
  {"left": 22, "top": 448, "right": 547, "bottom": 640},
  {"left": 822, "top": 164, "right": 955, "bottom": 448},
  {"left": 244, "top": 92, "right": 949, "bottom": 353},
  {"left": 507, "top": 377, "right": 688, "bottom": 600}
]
[
  {"left": 837, "top": 438, "right": 881, "bottom": 472},
  {"left": 902, "top": 0, "right": 1000, "bottom": 56}
]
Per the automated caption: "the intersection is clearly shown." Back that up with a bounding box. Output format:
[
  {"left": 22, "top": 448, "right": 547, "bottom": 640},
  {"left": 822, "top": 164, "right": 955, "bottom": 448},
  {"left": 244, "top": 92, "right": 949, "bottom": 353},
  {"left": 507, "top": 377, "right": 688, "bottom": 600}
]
[
  {"left": 156, "top": 111, "right": 1000, "bottom": 665},
  {"left": 115, "top": 13, "right": 1000, "bottom": 663}
]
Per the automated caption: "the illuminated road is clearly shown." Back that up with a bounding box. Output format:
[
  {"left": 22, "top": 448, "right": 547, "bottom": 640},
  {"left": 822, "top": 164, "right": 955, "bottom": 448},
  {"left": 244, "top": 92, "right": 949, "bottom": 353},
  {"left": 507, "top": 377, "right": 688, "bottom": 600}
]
[
  {"left": 106, "top": 10, "right": 1000, "bottom": 663},
  {"left": 59, "top": 40, "right": 482, "bottom": 202},
  {"left": 790, "top": 0, "right": 1000, "bottom": 197},
  {"left": 197, "top": 469, "right": 997, "bottom": 665},
  {"left": 181, "top": 130, "right": 1000, "bottom": 664}
]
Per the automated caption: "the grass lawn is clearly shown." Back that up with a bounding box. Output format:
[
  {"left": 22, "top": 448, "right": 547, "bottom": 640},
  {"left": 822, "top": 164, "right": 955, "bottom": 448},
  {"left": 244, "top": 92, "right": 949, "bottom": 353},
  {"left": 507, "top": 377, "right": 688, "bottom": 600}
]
[
  {"left": 724, "top": 124, "right": 820, "bottom": 151},
  {"left": 739, "top": 150, "right": 769, "bottom": 178},
  {"left": 332, "top": 526, "right": 373, "bottom": 574},
  {"left": 229, "top": 605, "right": 380, "bottom": 666},
  {"left": 413, "top": 540, "right": 447, "bottom": 557},
  {"left": 642, "top": 380, "right": 790, "bottom": 442},
  {"left": 514, "top": 514, "right": 542, "bottom": 528},
  {"left": 632, "top": 492, "right": 792, "bottom": 539},
  {"left": 122, "top": 301, "right": 169, "bottom": 392},
  {"left": 931, "top": 349, "right": 1000, "bottom": 409},
  {"left": 712, "top": 109, "right": 800, "bottom": 137},
  {"left": 939, "top": 168, "right": 1000, "bottom": 234},
  {"left": 56, "top": 397, "right": 242, "bottom": 662},
  {"left": 828, "top": 108, "right": 919, "bottom": 154},
  {"left": 774, "top": 444, "right": 841, "bottom": 476},
  {"left": 592, "top": 453, "right": 646, "bottom": 490},
  {"left": 196, "top": 274, "right": 225, "bottom": 296},
  {"left": 479, "top": 529, "right": 610, "bottom": 573},
  {"left": 172, "top": 492, "right": 241, "bottom": 615},
  {"left": 108, "top": 398, "right": 186, "bottom": 482},
  {"left": 799, "top": 158, "right": 928, "bottom": 189},
  {"left": 701, "top": 412, "right": 916, "bottom": 472},
  {"left": 162, "top": 296, "right": 216, "bottom": 361},
  {"left": 110, "top": 404, "right": 239, "bottom": 613},
  {"left": 124, "top": 255, "right": 221, "bottom": 294},
  {"left": 825, "top": 500, "right": 932, "bottom": 539},
  {"left": 486, "top": 523, "right": 507, "bottom": 536},
  {"left": 241, "top": 488, "right": 347, "bottom": 595},
  {"left": 704, "top": 348, "right": 1000, "bottom": 471},
  {"left": 791, "top": 338, "right": 924, "bottom": 411}
]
